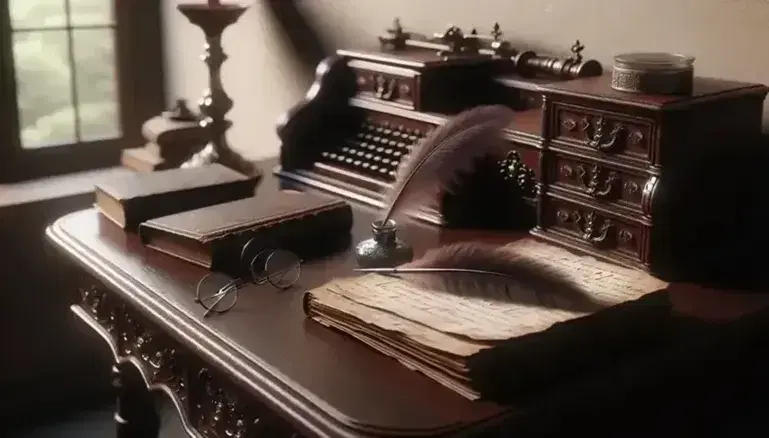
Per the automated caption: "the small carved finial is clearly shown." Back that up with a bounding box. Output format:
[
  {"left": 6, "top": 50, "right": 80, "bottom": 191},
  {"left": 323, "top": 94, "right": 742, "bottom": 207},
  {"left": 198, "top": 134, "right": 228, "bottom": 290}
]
[
  {"left": 570, "top": 39, "right": 585, "bottom": 63},
  {"left": 435, "top": 25, "right": 470, "bottom": 57},
  {"left": 166, "top": 98, "right": 197, "bottom": 122},
  {"left": 390, "top": 17, "right": 403, "bottom": 34},
  {"left": 491, "top": 23, "right": 503, "bottom": 41},
  {"left": 379, "top": 17, "right": 408, "bottom": 50}
]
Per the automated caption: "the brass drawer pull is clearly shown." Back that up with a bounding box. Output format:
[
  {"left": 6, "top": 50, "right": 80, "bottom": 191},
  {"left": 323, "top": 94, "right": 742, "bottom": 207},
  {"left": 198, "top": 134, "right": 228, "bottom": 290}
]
[
  {"left": 579, "top": 116, "right": 624, "bottom": 152},
  {"left": 574, "top": 211, "right": 613, "bottom": 245},
  {"left": 576, "top": 164, "right": 619, "bottom": 199},
  {"left": 373, "top": 74, "right": 398, "bottom": 100}
]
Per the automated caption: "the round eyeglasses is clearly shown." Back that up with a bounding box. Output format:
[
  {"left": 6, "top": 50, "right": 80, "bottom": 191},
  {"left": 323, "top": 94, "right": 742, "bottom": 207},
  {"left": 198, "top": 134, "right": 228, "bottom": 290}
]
[{"left": 194, "top": 246, "right": 302, "bottom": 317}]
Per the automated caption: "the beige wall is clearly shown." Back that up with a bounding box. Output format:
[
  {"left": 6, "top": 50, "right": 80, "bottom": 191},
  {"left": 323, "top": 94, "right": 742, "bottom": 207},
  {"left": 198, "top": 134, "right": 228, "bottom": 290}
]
[{"left": 163, "top": 0, "right": 769, "bottom": 161}]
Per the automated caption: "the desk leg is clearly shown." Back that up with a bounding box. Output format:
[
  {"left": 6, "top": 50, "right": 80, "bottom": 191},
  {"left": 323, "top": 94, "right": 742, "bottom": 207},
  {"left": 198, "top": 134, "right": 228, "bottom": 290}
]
[{"left": 111, "top": 364, "right": 160, "bottom": 438}]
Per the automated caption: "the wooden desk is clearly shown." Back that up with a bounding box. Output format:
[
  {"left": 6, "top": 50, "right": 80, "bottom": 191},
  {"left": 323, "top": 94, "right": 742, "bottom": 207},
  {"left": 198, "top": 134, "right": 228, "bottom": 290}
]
[{"left": 46, "top": 160, "right": 769, "bottom": 438}]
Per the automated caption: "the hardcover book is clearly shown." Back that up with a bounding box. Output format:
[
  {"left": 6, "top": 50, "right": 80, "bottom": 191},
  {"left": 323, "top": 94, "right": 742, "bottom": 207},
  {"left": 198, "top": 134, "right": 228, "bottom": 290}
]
[
  {"left": 139, "top": 192, "right": 353, "bottom": 271},
  {"left": 95, "top": 163, "right": 258, "bottom": 230}
]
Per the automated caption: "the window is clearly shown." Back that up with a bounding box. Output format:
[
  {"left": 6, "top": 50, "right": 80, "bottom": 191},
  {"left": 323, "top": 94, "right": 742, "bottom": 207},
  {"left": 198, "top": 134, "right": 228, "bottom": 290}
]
[{"left": 0, "top": 0, "right": 165, "bottom": 182}]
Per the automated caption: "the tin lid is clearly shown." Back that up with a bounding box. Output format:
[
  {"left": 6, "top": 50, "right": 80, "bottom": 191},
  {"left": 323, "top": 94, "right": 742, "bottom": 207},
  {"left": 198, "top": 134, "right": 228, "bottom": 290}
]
[{"left": 614, "top": 52, "right": 695, "bottom": 71}]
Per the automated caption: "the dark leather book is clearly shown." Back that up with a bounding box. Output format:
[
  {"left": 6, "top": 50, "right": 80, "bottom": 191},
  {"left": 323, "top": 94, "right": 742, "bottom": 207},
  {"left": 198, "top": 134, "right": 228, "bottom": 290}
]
[
  {"left": 138, "top": 192, "right": 353, "bottom": 271},
  {"left": 95, "top": 163, "right": 258, "bottom": 230}
]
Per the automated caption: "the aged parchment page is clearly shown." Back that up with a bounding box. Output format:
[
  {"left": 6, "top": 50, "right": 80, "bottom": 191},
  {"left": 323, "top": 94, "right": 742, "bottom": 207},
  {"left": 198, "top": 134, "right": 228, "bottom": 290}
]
[
  {"left": 309, "top": 287, "right": 488, "bottom": 356},
  {"left": 312, "top": 312, "right": 482, "bottom": 400},
  {"left": 309, "top": 239, "right": 668, "bottom": 342}
]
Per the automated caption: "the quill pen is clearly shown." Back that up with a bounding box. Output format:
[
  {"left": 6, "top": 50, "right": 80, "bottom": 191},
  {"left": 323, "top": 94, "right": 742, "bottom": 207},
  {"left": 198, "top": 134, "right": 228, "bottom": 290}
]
[
  {"left": 356, "top": 241, "right": 607, "bottom": 312},
  {"left": 380, "top": 105, "right": 515, "bottom": 224}
]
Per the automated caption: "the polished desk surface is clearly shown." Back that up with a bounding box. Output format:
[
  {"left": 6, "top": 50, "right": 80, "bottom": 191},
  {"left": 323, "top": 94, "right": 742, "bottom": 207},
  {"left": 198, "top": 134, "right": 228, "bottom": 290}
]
[
  {"left": 46, "top": 161, "right": 769, "bottom": 437},
  {"left": 46, "top": 165, "right": 524, "bottom": 437}
]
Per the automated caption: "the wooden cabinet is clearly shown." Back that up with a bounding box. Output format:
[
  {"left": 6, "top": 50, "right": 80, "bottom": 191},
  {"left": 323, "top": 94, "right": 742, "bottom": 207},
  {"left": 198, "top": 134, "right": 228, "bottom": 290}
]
[{"left": 532, "top": 76, "right": 768, "bottom": 271}]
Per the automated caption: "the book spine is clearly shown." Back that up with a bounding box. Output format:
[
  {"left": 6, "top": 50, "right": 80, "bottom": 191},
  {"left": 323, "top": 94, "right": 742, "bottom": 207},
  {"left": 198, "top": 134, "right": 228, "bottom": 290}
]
[
  {"left": 131, "top": 179, "right": 258, "bottom": 231},
  {"left": 211, "top": 203, "right": 354, "bottom": 275}
]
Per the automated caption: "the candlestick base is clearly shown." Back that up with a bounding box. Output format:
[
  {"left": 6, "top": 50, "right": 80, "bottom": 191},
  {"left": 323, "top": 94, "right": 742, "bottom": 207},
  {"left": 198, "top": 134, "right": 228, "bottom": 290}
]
[
  {"left": 176, "top": 1, "right": 253, "bottom": 177},
  {"left": 182, "top": 144, "right": 260, "bottom": 177}
]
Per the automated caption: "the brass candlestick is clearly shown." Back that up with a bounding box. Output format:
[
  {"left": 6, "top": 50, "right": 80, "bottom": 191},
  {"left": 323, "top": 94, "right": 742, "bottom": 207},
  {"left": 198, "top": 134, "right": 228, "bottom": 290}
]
[{"left": 177, "top": 0, "right": 256, "bottom": 176}]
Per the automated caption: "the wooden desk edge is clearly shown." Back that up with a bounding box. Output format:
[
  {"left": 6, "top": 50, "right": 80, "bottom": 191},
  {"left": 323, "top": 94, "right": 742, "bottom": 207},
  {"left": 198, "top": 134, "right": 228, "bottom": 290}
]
[{"left": 45, "top": 212, "right": 365, "bottom": 438}]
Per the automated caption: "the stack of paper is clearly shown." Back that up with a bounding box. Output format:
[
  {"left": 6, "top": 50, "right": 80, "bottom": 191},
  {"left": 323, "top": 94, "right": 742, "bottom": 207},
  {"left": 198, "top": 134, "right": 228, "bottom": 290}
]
[{"left": 303, "top": 240, "right": 668, "bottom": 400}]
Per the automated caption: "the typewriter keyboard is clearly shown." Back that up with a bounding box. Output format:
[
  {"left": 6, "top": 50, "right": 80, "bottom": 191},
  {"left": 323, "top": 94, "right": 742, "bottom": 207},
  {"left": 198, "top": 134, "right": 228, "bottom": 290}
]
[{"left": 320, "top": 118, "right": 429, "bottom": 182}]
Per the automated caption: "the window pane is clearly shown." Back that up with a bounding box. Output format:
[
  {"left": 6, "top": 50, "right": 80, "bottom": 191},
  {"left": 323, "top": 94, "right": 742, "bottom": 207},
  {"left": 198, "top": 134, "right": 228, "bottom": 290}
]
[
  {"left": 70, "top": 0, "right": 115, "bottom": 26},
  {"left": 13, "top": 30, "right": 76, "bottom": 149},
  {"left": 9, "top": 0, "right": 67, "bottom": 29},
  {"left": 72, "top": 28, "right": 121, "bottom": 141}
]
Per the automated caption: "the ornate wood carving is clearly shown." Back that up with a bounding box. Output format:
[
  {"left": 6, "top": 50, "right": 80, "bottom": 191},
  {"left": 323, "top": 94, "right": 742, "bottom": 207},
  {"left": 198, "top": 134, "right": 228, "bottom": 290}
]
[
  {"left": 541, "top": 195, "right": 646, "bottom": 267},
  {"left": 75, "top": 285, "right": 302, "bottom": 438},
  {"left": 373, "top": 74, "right": 398, "bottom": 101},
  {"left": 575, "top": 164, "right": 620, "bottom": 199},
  {"left": 561, "top": 118, "right": 577, "bottom": 132},
  {"left": 557, "top": 209, "right": 614, "bottom": 245},
  {"left": 434, "top": 25, "right": 480, "bottom": 57},
  {"left": 623, "top": 180, "right": 640, "bottom": 196},
  {"left": 628, "top": 130, "right": 644, "bottom": 145},
  {"left": 554, "top": 106, "right": 653, "bottom": 165},
  {"left": 579, "top": 116, "right": 625, "bottom": 152},
  {"left": 500, "top": 150, "right": 536, "bottom": 198},
  {"left": 550, "top": 199, "right": 641, "bottom": 255},
  {"left": 378, "top": 17, "right": 409, "bottom": 50},
  {"left": 191, "top": 368, "right": 294, "bottom": 438},
  {"left": 553, "top": 158, "right": 650, "bottom": 213}
]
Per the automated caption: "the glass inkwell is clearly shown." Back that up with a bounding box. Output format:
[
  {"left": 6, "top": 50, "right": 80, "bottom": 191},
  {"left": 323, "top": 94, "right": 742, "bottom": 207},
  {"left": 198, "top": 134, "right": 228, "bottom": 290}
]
[{"left": 355, "top": 219, "right": 413, "bottom": 269}]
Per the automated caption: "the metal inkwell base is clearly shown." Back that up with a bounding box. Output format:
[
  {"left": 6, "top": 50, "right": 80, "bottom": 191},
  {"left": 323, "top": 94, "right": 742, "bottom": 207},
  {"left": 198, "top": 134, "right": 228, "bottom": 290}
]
[{"left": 355, "top": 219, "right": 414, "bottom": 269}]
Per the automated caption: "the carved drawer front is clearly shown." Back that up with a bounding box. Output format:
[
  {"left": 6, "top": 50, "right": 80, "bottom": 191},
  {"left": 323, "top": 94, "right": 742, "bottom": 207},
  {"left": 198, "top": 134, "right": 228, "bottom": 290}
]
[
  {"left": 552, "top": 104, "right": 654, "bottom": 164},
  {"left": 548, "top": 153, "right": 648, "bottom": 211},
  {"left": 541, "top": 196, "right": 648, "bottom": 264},
  {"left": 348, "top": 60, "right": 418, "bottom": 110}
]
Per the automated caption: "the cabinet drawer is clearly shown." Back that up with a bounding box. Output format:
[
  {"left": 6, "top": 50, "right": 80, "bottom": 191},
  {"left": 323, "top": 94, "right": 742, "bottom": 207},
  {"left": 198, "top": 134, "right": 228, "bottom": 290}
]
[
  {"left": 552, "top": 103, "right": 655, "bottom": 164},
  {"left": 547, "top": 152, "right": 649, "bottom": 211},
  {"left": 540, "top": 196, "right": 648, "bottom": 264},
  {"left": 349, "top": 60, "right": 418, "bottom": 110}
]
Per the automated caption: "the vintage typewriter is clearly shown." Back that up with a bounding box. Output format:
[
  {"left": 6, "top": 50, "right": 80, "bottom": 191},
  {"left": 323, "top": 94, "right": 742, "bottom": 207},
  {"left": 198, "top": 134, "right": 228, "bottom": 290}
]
[
  {"left": 275, "top": 19, "right": 769, "bottom": 272},
  {"left": 275, "top": 21, "right": 600, "bottom": 227}
]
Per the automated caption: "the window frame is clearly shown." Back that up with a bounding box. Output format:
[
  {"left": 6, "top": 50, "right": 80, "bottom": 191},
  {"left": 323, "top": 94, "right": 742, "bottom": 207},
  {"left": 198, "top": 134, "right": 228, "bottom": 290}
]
[{"left": 0, "top": 1, "right": 166, "bottom": 182}]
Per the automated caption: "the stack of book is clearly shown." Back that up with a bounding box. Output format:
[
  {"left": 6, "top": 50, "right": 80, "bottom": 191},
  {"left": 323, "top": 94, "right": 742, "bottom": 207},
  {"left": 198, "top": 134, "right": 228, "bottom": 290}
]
[
  {"left": 94, "top": 164, "right": 353, "bottom": 274},
  {"left": 121, "top": 101, "right": 206, "bottom": 172},
  {"left": 95, "top": 163, "right": 258, "bottom": 230}
]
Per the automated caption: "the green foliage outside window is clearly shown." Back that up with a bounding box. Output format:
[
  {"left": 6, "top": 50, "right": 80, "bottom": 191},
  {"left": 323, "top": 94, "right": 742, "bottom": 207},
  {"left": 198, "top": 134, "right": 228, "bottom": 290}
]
[{"left": 10, "top": 0, "right": 119, "bottom": 148}]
